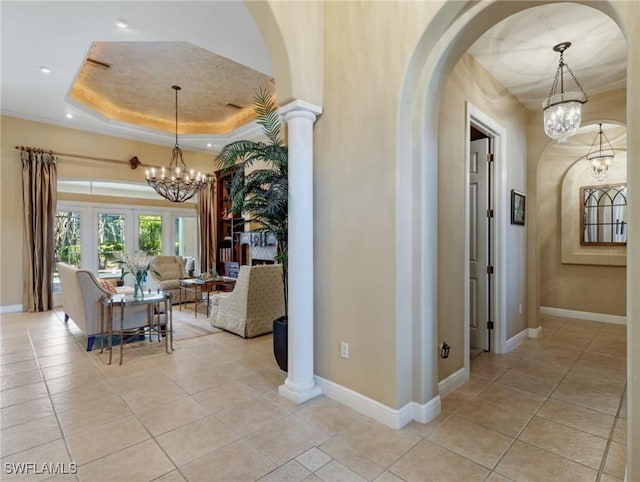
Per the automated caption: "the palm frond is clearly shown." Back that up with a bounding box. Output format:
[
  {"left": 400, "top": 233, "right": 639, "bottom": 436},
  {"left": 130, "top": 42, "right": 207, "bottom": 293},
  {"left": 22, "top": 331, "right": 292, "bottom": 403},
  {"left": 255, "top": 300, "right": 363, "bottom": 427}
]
[{"left": 254, "top": 88, "right": 282, "bottom": 146}]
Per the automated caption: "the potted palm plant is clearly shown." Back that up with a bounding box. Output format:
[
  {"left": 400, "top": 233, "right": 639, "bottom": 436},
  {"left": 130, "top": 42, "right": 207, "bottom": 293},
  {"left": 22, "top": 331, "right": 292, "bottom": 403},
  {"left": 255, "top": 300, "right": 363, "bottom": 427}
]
[{"left": 215, "top": 88, "right": 289, "bottom": 371}]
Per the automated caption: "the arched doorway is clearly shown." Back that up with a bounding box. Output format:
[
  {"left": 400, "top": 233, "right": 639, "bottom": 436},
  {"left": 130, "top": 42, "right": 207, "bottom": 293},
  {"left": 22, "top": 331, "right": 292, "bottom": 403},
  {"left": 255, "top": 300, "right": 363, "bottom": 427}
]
[{"left": 397, "top": 1, "right": 638, "bottom": 478}]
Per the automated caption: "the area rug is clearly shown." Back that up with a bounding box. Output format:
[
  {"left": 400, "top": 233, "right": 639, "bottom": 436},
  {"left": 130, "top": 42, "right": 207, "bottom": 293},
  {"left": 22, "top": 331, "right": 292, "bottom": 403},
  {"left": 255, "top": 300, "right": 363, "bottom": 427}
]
[{"left": 171, "top": 307, "right": 221, "bottom": 340}]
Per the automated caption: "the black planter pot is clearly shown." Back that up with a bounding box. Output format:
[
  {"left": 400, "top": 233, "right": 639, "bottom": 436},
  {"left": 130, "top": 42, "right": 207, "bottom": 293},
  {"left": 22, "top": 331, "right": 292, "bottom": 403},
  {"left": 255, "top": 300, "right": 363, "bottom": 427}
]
[{"left": 273, "top": 316, "right": 288, "bottom": 372}]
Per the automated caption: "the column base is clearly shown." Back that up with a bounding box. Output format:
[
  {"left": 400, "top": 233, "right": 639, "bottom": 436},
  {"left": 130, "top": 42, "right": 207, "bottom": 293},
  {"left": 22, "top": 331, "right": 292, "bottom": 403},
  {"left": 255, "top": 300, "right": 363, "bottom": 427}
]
[{"left": 279, "top": 382, "right": 322, "bottom": 404}]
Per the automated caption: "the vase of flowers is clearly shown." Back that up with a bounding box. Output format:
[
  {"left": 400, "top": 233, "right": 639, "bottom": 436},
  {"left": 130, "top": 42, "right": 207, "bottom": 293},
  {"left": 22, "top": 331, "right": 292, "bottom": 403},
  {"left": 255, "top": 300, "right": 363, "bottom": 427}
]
[{"left": 117, "top": 252, "right": 159, "bottom": 299}]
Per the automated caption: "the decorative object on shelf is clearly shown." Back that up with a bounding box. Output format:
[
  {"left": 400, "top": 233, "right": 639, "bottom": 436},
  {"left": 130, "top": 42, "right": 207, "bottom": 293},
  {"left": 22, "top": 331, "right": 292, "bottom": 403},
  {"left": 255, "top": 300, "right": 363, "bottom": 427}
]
[
  {"left": 587, "top": 123, "right": 615, "bottom": 180},
  {"left": 542, "top": 42, "right": 588, "bottom": 143},
  {"left": 146, "top": 86, "right": 210, "bottom": 202},
  {"left": 511, "top": 189, "right": 526, "bottom": 225},
  {"left": 116, "top": 252, "right": 160, "bottom": 299},
  {"left": 215, "top": 87, "right": 289, "bottom": 371}
]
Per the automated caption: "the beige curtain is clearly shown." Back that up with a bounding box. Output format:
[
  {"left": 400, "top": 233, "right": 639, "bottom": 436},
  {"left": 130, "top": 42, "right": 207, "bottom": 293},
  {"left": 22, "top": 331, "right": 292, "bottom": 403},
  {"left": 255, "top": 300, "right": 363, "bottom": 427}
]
[
  {"left": 198, "top": 182, "right": 216, "bottom": 274},
  {"left": 21, "top": 149, "right": 57, "bottom": 312}
]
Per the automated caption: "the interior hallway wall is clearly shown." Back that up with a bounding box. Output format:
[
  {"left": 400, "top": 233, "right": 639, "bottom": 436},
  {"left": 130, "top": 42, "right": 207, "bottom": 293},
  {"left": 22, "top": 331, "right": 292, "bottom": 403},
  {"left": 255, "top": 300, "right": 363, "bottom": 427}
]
[
  {"left": 438, "top": 53, "right": 528, "bottom": 380},
  {"left": 530, "top": 89, "right": 627, "bottom": 316}
]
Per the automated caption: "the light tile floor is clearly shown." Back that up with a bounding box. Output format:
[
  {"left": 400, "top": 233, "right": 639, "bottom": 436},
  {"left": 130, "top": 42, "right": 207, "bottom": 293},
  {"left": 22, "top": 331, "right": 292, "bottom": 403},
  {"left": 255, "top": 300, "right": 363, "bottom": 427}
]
[{"left": 0, "top": 311, "right": 627, "bottom": 481}]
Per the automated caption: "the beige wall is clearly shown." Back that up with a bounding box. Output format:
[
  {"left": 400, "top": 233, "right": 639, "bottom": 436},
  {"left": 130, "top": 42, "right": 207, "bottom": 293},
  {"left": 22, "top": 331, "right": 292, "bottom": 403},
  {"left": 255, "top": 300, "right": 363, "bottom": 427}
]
[
  {"left": 247, "top": 1, "right": 324, "bottom": 106},
  {"left": 438, "top": 54, "right": 528, "bottom": 379},
  {"left": 0, "top": 115, "right": 213, "bottom": 308},
  {"left": 314, "top": 1, "right": 442, "bottom": 408},
  {"left": 532, "top": 90, "right": 627, "bottom": 316}
]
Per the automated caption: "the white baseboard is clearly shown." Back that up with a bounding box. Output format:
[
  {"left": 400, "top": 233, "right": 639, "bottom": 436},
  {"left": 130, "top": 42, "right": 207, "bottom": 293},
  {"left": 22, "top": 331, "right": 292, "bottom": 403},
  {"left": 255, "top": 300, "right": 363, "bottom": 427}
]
[
  {"left": 315, "top": 376, "right": 440, "bottom": 429},
  {"left": 0, "top": 304, "right": 23, "bottom": 315},
  {"left": 438, "top": 367, "right": 466, "bottom": 398},
  {"left": 504, "top": 328, "right": 529, "bottom": 352},
  {"left": 528, "top": 326, "right": 542, "bottom": 338},
  {"left": 412, "top": 396, "right": 441, "bottom": 424},
  {"left": 540, "top": 306, "right": 626, "bottom": 325}
]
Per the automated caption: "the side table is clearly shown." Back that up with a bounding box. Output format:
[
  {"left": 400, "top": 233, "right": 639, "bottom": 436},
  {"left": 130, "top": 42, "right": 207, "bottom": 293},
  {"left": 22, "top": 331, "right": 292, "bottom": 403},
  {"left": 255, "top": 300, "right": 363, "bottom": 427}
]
[
  {"left": 99, "top": 291, "right": 173, "bottom": 365},
  {"left": 179, "top": 278, "right": 235, "bottom": 318}
]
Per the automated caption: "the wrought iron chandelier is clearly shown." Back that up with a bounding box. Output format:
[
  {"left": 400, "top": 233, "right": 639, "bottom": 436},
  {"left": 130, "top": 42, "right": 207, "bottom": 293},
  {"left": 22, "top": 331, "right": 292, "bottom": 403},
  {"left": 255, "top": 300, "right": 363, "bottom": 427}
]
[
  {"left": 146, "top": 85, "right": 210, "bottom": 202},
  {"left": 587, "top": 123, "right": 615, "bottom": 181},
  {"left": 542, "top": 42, "right": 588, "bottom": 143}
]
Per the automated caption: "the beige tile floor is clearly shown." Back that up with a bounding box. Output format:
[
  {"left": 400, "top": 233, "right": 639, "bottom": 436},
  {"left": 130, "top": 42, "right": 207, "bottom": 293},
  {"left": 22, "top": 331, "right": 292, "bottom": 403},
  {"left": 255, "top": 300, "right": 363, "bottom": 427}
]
[{"left": 0, "top": 311, "right": 627, "bottom": 481}]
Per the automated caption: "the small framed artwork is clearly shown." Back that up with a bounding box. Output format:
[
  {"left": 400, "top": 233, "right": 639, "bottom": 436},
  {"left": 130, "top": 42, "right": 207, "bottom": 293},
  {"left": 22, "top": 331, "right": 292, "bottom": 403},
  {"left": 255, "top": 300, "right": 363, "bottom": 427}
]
[{"left": 511, "top": 190, "right": 526, "bottom": 225}]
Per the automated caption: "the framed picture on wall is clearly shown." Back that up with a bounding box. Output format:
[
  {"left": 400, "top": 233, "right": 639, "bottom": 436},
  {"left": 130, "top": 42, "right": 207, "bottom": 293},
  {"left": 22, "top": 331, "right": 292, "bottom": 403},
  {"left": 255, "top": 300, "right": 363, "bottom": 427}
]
[{"left": 511, "top": 190, "right": 526, "bottom": 225}]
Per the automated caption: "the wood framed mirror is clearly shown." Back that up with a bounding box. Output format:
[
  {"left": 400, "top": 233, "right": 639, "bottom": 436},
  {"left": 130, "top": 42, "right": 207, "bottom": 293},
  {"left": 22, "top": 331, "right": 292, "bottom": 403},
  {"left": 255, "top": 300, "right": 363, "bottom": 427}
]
[{"left": 580, "top": 183, "right": 627, "bottom": 246}]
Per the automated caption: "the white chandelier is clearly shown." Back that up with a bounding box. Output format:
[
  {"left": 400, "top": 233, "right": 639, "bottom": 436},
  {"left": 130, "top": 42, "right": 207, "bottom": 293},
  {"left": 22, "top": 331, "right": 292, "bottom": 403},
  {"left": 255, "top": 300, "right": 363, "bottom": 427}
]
[
  {"left": 146, "top": 86, "right": 210, "bottom": 202},
  {"left": 542, "top": 42, "right": 588, "bottom": 143},
  {"left": 587, "top": 123, "right": 615, "bottom": 181}
]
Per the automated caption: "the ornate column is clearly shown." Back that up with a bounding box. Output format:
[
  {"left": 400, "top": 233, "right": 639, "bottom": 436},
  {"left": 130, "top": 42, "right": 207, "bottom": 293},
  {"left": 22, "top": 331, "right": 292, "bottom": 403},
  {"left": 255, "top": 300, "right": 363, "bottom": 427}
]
[{"left": 279, "top": 100, "right": 322, "bottom": 403}]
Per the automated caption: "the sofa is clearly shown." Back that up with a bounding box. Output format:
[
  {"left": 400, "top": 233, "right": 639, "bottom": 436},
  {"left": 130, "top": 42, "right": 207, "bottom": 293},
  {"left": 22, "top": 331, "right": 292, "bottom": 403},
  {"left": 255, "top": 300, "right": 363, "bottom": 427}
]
[
  {"left": 57, "top": 262, "right": 148, "bottom": 351},
  {"left": 148, "top": 255, "right": 197, "bottom": 304},
  {"left": 209, "top": 264, "right": 285, "bottom": 338}
]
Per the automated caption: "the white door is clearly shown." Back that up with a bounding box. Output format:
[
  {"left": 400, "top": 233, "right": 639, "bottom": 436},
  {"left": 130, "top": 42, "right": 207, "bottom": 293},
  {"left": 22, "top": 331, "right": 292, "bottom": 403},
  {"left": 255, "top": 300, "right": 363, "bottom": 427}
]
[{"left": 469, "top": 138, "right": 491, "bottom": 353}]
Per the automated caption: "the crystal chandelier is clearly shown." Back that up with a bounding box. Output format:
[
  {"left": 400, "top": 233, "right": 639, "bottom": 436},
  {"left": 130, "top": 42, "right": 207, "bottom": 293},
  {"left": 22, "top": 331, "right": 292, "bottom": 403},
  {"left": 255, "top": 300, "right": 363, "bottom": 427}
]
[
  {"left": 146, "top": 86, "right": 210, "bottom": 202},
  {"left": 587, "top": 123, "right": 615, "bottom": 181},
  {"left": 542, "top": 42, "right": 588, "bottom": 143}
]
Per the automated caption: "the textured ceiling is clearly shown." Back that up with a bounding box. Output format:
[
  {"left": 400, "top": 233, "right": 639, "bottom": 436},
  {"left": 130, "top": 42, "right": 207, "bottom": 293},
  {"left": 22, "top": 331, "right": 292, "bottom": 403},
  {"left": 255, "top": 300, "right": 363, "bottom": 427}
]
[
  {"left": 70, "top": 42, "right": 274, "bottom": 135},
  {"left": 467, "top": 3, "right": 626, "bottom": 109},
  {"left": 0, "top": 2, "right": 628, "bottom": 150}
]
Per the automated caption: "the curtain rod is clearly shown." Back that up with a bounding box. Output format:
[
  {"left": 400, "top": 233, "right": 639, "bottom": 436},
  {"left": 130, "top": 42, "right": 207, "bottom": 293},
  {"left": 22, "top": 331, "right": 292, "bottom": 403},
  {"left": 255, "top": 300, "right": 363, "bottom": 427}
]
[{"left": 15, "top": 145, "right": 144, "bottom": 169}]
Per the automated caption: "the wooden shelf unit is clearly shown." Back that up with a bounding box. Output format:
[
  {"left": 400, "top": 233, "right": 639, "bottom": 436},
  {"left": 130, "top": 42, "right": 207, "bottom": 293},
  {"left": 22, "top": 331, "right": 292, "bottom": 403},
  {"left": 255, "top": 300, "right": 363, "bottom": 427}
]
[{"left": 215, "top": 167, "right": 245, "bottom": 276}]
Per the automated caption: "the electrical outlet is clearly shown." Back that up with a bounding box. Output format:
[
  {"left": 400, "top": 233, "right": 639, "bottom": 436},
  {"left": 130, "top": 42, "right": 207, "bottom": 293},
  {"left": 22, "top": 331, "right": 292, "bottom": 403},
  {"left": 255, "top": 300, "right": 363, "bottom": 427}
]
[
  {"left": 519, "top": 303, "right": 523, "bottom": 315},
  {"left": 340, "top": 342, "right": 349, "bottom": 359}
]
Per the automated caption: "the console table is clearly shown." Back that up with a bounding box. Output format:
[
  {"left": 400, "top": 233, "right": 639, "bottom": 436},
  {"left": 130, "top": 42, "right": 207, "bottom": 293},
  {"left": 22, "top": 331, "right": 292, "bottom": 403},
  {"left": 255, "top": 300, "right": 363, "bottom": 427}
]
[{"left": 99, "top": 291, "right": 173, "bottom": 365}]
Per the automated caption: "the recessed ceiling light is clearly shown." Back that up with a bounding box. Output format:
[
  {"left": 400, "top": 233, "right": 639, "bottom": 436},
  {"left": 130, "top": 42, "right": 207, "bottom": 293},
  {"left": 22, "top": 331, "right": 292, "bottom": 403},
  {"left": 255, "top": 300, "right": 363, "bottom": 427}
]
[
  {"left": 206, "top": 143, "right": 212, "bottom": 148},
  {"left": 39, "top": 66, "right": 51, "bottom": 74},
  {"left": 115, "top": 18, "right": 128, "bottom": 29},
  {"left": 65, "top": 113, "right": 73, "bottom": 119}
]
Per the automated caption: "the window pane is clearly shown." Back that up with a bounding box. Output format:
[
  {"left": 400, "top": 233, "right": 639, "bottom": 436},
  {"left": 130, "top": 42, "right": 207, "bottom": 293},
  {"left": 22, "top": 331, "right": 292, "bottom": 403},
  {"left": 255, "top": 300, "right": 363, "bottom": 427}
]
[
  {"left": 175, "top": 216, "right": 197, "bottom": 257},
  {"left": 98, "top": 213, "right": 125, "bottom": 276},
  {"left": 54, "top": 210, "right": 81, "bottom": 293},
  {"left": 138, "top": 214, "right": 162, "bottom": 255}
]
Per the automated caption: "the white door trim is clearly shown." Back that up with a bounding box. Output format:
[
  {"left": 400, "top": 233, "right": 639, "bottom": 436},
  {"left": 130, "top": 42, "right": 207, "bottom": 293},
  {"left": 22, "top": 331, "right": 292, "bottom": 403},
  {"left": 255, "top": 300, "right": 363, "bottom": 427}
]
[{"left": 465, "top": 102, "right": 508, "bottom": 381}]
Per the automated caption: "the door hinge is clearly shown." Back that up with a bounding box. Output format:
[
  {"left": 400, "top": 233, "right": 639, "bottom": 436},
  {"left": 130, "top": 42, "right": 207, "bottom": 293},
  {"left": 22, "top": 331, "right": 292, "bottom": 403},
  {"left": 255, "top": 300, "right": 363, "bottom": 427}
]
[
  {"left": 487, "top": 321, "right": 494, "bottom": 330},
  {"left": 486, "top": 209, "right": 494, "bottom": 218},
  {"left": 486, "top": 265, "right": 494, "bottom": 275},
  {"left": 486, "top": 153, "right": 494, "bottom": 163}
]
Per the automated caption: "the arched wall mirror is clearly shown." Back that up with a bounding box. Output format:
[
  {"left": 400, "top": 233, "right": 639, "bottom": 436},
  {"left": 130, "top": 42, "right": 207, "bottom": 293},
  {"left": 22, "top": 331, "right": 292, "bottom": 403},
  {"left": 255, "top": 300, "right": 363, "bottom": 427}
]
[{"left": 581, "top": 183, "right": 627, "bottom": 245}]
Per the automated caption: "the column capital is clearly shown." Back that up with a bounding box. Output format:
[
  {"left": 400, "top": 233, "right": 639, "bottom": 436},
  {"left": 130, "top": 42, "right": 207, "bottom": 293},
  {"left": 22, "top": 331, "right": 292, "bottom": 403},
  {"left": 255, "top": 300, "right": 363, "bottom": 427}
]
[{"left": 280, "top": 99, "right": 322, "bottom": 122}]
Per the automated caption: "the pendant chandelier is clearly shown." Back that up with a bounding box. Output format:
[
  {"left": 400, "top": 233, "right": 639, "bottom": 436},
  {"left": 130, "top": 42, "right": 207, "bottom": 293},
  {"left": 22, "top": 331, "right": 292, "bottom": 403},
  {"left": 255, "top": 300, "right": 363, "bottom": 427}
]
[
  {"left": 146, "top": 85, "right": 210, "bottom": 202},
  {"left": 587, "top": 123, "right": 615, "bottom": 181},
  {"left": 542, "top": 42, "right": 588, "bottom": 143}
]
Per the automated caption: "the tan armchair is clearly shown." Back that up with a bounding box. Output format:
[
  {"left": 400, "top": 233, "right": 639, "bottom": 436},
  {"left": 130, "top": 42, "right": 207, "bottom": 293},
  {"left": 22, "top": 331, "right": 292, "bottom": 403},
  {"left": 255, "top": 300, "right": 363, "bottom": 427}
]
[
  {"left": 210, "top": 264, "right": 285, "bottom": 338},
  {"left": 149, "top": 255, "right": 196, "bottom": 303}
]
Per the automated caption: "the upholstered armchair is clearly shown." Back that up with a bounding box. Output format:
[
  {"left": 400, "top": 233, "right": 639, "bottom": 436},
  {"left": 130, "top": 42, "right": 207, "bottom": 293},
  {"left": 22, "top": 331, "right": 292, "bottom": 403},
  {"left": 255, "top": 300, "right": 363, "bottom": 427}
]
[
  {"left": 57, "top": 262, "right": 148, "bottom": 351},
  {"left": 149, "top": 255, "right": 196, "bottom": 303},
  {"left": 210, "top": 264, "right": 285, "bottom": 338}
]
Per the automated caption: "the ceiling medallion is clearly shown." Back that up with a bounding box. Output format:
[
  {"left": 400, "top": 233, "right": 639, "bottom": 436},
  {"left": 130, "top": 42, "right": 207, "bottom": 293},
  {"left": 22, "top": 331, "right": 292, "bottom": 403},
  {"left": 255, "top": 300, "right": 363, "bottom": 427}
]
[
  {"left": 542, "top": 42, "right": 588, "bottom": 143},
  {"left": 146, "top": 85, "right": 211, "bottom": 202}
]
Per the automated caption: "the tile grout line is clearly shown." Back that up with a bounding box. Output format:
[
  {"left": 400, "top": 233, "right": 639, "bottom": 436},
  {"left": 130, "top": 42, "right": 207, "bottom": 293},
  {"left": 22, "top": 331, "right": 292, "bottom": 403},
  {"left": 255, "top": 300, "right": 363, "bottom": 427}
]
[
  {"left": 479, "top": 319, "right": 599, "bottom": 476},
  {"left": 596, "top": 383, "right": 627, "bottom": 482},
  {"left": 23, "top": 318, "right": 80, "bottom": 482}
]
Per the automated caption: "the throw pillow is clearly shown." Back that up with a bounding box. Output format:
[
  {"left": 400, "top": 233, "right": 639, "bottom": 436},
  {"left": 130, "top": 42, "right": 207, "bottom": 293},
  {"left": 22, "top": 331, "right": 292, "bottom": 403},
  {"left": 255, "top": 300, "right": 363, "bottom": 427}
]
[{"left": 98, "top": 279, "right": 117, "bottom": 294}]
